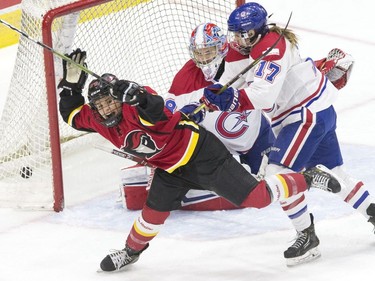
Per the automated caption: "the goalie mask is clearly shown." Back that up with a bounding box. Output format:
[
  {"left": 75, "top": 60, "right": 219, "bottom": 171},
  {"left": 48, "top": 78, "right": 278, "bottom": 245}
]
[
  {"left": 189, "top": 23, "right": 228, "bottom": 81},
  {"left": 87, "top": 73, "right": 122, "bottom": 127},
  {"left": 227, "top": 2, "right": 269, "bottom": 55}
]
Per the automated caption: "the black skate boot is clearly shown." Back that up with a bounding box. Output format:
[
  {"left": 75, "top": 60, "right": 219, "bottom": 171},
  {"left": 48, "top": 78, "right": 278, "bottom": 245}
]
[
  {"left": 366, "top": 203, "right": 375, "bottom": 233},
  {"left": 284, "top": 214, "right": 321, "bottom": 266},
  {"left": 302, "top": 164, "right": 341, "bottom": 193},
  {"left": 100, "top": 244, "right": 149, "bottom": 272}
]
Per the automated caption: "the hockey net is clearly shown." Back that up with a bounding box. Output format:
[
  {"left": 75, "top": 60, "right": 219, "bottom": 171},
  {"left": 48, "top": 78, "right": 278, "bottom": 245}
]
[{"left": 0, "top": 0, "right": 242, "bottom": 211}]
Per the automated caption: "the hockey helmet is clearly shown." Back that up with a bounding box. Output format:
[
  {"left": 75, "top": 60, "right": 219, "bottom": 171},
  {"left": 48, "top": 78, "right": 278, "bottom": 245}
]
[
  {"left": 189, "top": 23, "right": 228, "bottom": 81},
  {"left": 87, "top": 73, "right": 122, "bottom": 127},
  {"left": 227, "top": 2, "right": 269, "bottom": 55}
]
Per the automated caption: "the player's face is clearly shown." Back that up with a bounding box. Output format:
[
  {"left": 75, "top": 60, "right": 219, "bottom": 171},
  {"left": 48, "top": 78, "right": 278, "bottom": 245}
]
[
  {"left": 193, "top": 46, "right": 218, "bottom": 65},
  {"left": 94, "top": 96, "right": 122, "bottom": 120},
  {"left": 232, "top": 30, "right": 256, "bottom": 49}
]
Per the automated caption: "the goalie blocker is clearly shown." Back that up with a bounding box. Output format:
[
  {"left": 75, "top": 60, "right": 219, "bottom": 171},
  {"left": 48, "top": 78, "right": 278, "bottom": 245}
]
[{"left": 120, "top": 164, "right": 242, "bottom": 211}]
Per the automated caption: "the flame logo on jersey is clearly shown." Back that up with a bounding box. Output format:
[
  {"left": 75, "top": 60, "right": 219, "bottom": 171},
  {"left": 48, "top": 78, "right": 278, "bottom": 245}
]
[
  {"left": 216, "top": 111, "right": 251, "bottom": 138},
  {"left": 122, "top": 130, "right": 162, "bottom": 158}
]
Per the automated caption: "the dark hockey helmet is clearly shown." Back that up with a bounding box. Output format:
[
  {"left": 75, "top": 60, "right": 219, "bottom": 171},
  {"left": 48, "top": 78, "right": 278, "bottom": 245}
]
[
  {"left": 227, "top": 2, "right": 269, "bottom": 55},
  {"left": 87, "top": 73, "right": 122, "bottom": 127}
]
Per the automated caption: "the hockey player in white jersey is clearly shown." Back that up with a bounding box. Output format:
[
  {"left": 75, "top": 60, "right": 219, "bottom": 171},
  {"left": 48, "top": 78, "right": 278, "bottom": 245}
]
[
  {"left": 167, "top": 21, "right": 321, "bottom": 266},
  {"left": 201, "top": 2, "right": 375, "bottom": 266}
]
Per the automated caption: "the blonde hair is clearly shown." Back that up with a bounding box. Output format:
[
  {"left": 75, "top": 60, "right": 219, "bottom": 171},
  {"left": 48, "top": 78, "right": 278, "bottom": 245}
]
[{"left": 269, "top": 26, "right": 298, "bottom": 47}]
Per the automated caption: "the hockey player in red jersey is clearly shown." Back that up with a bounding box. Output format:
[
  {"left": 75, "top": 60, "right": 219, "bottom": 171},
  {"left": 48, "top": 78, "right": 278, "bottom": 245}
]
[
  {"left": 58, "top": 48, "right": 341, "bottom": 272},
  {"left": 201, "top": 2, "right": 374, "bottom": 266}
]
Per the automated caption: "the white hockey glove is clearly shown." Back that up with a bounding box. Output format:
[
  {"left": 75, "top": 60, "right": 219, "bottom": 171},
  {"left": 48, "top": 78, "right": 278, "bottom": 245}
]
[
  {"left": 58, "top": 48, "right": 88, "bottom": 92},
  {"left": 316, "top": 48, "right": 354, "bottom": 90}
]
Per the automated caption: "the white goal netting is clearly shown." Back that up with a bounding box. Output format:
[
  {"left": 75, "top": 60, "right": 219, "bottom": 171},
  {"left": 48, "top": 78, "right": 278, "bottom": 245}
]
[{"left": 0, "top": 0, "right": 240, "bottom": 210}]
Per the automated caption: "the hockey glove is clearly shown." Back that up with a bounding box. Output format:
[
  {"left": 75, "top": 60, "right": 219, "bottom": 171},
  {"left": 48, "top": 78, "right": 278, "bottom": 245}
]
[
  {"left": 58, "top": 48, "right": 88, "bottom": 92},
  {"left": 315, "top": 48, "right": 354, "bottom": 90},
  {"left": 179, "top": 102, "right": 206, "bottom": 124},
  {"left": 201, "top": 83, "right": 239, "bottom": 112},
  {"left": 112, "top": 80, "right": 147, "bottom": 106},
  {"left": 325, "top": 49, "right": 354, "bottom": 90}
]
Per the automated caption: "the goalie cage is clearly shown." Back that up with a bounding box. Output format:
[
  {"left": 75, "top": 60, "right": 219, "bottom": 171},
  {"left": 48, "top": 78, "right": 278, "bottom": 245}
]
[{"left": 0, "top": 0, "right": 245, "bottom": 211}]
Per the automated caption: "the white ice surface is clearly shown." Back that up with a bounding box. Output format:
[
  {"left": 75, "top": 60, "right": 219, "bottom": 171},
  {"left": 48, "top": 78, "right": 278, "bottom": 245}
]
[{"left": 1, "top": 1, "right": 375, "bottom": 280}]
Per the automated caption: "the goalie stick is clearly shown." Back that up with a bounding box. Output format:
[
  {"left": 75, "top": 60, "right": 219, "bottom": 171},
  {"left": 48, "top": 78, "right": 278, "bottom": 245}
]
[
  {"left": 94, "top": 144, "right": 152, "bottom": 167},
  {"left": 190, "top": 12, "right": 293, "bottom": 116},
  {"left": 0, "top": 18, "right": 111, "bottom": 87}
]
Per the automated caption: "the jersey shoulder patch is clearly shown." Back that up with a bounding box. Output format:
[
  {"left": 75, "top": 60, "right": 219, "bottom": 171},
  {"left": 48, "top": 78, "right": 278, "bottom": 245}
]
[
  {"left": 250, "top": 32, "right": 286, "bottom": 61},
  {"left": 168, "top": 60, "right": 211, "bottom": 95},
  {"left": 225, "top": 45, "right": 248, "bottom": 63}
]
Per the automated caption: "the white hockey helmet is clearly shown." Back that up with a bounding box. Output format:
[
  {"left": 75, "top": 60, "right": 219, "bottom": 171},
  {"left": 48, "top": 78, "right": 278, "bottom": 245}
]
[{"left": 189, "top": 23, "right": 228, "bottom": 81}]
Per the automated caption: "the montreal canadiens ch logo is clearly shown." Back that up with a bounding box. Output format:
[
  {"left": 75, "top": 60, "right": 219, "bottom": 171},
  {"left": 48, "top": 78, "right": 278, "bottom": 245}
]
[
  {"left": 122, "top": 130, "right": 162, "bottom": 158},
  {"left": 216, "top": 111, "right": 251, "bottom": 138}
]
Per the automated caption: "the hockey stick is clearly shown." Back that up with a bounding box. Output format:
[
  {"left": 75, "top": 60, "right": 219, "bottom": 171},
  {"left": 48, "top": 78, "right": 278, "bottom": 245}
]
[
  {"left": 0, "top": 19, "right": 162, "bottom": 124},
  {"left": 0, "top": 18, "right": 109, "bottom": 84},
  {"left": 190, "top": 12, "right": 293, "bottom": 116},
  {"left": 94, "top": 144, "right": 152, "bottom": 167}
]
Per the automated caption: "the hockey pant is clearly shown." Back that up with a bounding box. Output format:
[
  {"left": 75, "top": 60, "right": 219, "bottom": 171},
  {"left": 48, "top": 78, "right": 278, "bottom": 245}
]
[{"left": 120, "top": 164, "right": 242, "bottom": 211}]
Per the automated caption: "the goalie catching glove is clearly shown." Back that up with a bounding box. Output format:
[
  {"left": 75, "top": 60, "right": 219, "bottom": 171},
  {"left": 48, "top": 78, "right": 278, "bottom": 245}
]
[
  {"left": 111, "top": 80, "right": 148, "bottom": 106},
  {"left": 58, "top": 48, "right": 88, "bottom": 93},
  {"left": 315, "top": 48, "right": 354, "bottom": 90}
]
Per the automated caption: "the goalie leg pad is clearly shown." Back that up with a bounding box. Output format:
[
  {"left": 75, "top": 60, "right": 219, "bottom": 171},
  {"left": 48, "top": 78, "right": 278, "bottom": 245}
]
[
  {"left": 120, "top": 164, "right": 152, "bottom": 210},
  {"left": 122, "top": 184, "right": 148, "bottom": 210}
]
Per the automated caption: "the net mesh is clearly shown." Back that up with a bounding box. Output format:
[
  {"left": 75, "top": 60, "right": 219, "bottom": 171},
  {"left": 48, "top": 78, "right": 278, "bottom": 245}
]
[{"left": 0, "top": 0, "right": 238, "bottom": 209}]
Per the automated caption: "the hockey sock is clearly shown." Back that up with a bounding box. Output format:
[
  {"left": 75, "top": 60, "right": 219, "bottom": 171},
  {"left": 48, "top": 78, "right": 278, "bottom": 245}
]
[
  {"left": 280, "top": 193, "right": 311, "bottom": 231},
  {"left": 266, "top": 173, "right": 308, "bottom": 201},
  {"left": 240, "top": 173, "right": 307, "bottom": 208},
  {"left": 332, "top": 166, "right": 375, "bottom": 219},
  {"left": 240, "top": 180, "right": 271, "bottom": 208},
  {"left": 126, "top": 204, "right": 170, "bottom": 251}
]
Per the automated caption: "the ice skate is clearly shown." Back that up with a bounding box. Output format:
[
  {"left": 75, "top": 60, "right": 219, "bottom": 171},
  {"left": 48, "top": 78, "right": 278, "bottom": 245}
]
[
  {"left": 302, "top": 164, "right": 341, "bottom": 193},
  {"left": 284, "top": 214, "right": 321, "bottom": 266},
  {"left": 99, "top": 244, "right": 148, "bottom": 272}
]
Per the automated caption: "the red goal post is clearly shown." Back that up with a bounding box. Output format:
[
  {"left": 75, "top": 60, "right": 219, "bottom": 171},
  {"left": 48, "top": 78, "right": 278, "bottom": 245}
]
[{"left": 0, "top": 0, "right": 244, "bottom": 211}]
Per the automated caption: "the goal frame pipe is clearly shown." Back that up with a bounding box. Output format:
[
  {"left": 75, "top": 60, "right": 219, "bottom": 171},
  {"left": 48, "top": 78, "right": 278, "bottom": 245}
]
[
  {"left": 41, "top": 0, "right": 244, "bottom": 212},
  {"left": 42, "top": 0, "right": 112, "bottom": 211}
]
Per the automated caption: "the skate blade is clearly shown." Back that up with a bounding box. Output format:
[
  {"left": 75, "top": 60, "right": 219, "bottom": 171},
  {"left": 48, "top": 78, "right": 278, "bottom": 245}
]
[
  {"left": 96, "top": 267, "right": 124, "bottom": 273},
  {"left": 96, "top": 267, "right": 129, "bottom": 273},
  {"left": 286, "top": 247, "right": 321, "bottom": 267},
  {"left": 96, "top": 262, "right": 136, "bottom": 273}
]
